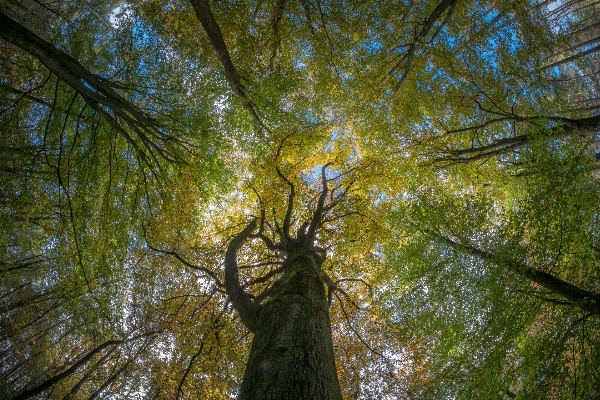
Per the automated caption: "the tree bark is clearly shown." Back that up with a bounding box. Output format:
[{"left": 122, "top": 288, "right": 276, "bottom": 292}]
[{"left": 239, "top": 249, "right": 342, "bottom": 400}]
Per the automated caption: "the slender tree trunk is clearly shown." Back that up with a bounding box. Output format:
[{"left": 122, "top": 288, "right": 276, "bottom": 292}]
[
  {"left": 434, "top": 232, "right": 600, "bottom": 315},
  {"left": 239, "top": 250, "right": 341, "bottom": 400},
  {"left": 0, "top": 10, "right": 181, "bottom": 166}
]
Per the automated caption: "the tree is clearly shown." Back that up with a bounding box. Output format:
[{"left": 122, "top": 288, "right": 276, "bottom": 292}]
[
  {"left": 2, "top": 0, "right": 600, "bottom": 399},
  {"left": 225, "top": 163, "right": 345, "bottom": 399}
]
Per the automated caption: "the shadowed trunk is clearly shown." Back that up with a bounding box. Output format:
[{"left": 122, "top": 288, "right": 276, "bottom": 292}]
[{"left": 240, "top": 248, "right": 341, "bottom": 400}]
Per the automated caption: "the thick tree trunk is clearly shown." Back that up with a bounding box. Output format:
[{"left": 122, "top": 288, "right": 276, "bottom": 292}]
[
  {"left": 239, "top": 251, "right": 342, "bottom": 400},
  {"left": 225, "top": 165, "right": 346, "bottom": 398}
]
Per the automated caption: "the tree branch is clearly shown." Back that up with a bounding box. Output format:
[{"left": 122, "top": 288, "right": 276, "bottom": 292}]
[
  {"left": 189, "top": 0, "right": 265, "bottom": 131},
  {"left": 248, "top": 266, "right": 285, "bottom": 286},
  {"left": 435, "top": 114, "right": 600, "bottom": 164},
  {"left": 388, "top": 0, "right": 456, "bottom": 92},
  {"left": 145, "top": 239, "right": 224, "bottom": 288},
  {"left": 269, "top": 0, "right": 287, "bottom": 69},
  {"left": 224, "top": 219, "right": 261, "bottom": 331},
  {"left": 13, "top": 330, "right": 160, "bottom": 400},
  {"left": 277, "top": 166, "right": 295, "bottom": 241},
  {"left": 307, "top": 162, "right": 333, "bottom": 240},
  {"left": 0, "top": 10, "right": 184, "bottom": 171},
  {"left": 433, "top": 231, "right": 600, "bottom": 315},
  {"left": 176, "top": 342, "right": 205, "bottom": 400},
  {"left": 274, "top": 132, "right": 298, "bottom": 241}
]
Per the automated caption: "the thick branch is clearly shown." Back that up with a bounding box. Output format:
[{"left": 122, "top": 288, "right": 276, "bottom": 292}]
[
  {"left": 250, "top": 212, "right": 286, "bottom": 251},
  {"left": 189, "top": 0, "right": 264, "bottom": 130},
  {"left": 0, "top": 10, "right": 182, "bottom": 170},
  {"left": 435, "top": 232, "right": 600, "bottom": 315},
  {"left": 436, "top": 114, "right": 600, "bottom": 163},
  {"left": 269, "top": 0, "right": 287, "bottom": 68},
  {"left": 252, "top": 232, "right": 284, "bottom": 251},
  {"left": 225, "top": 219, "right": 261, "bottom": 331},
  {"left": 64, "top": 345, "right": 119, "bottom": 398},
  {"left": 542, "top": 43, "right": 600, "bottom": 70},
  {"left": 388, "top": 0, "right": 456, "bottom": 92}
]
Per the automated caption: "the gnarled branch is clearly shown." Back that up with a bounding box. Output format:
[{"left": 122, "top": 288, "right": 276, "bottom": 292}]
[{"left": 225, "top": 219, "right": 261, "bottom": 331}]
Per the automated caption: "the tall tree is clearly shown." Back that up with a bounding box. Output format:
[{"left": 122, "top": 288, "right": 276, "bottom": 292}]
[
  {"left": 225, "top": 164, "right": 345, "bottom": 399},
  {"left": 1, "top": 0, "right": 600, "bottom": 399}
]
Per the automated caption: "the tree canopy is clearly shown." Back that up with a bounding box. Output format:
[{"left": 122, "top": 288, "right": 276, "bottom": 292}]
[{"left": 1, "top": 0, "right": 600, "bottom": 398}]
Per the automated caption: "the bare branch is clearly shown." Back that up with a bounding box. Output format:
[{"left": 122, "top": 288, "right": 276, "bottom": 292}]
[
  {"left": 335, "top": 292, "right": 385, "bottom": 358},
  {"left": 189, "top": 0, "right": 266, "bottom": 131},
  {"left": 239, "top": 261, "right": 284, "bottom": 269},
  {"left": 64, "top": 345, "right": 119, "bottom": 398},
  {"left": 176, "top": 342, "right": 205, "bottom": 400},
  {"left": 252, "top": 231, "right": 283, "bottom": 251},
  {"left": 145, "top": 239, "right": 224, "bottom": 288},
  {"left": 336, "top": 278, "right": 372, "bottom": 291},
  {"left": 322, "top": 179, "right": 355, "bottom": 215},
  {"left": 307, "top": 162, "right": 333, "bottom": 240},
  {"left": 274, "top": 132, "right": 299, "bottom": 241},
  {"left": 248, "top": 266, "right": 285, "bottom": 286},
  {"left": 80, "top": 0, "right": 114, "bottom": 32},
  {"left": 321, "top": 211, "right": 360, "bottom": 225},
  {"left": 224, "top": 220, "right": 261, "bottom": 331}
]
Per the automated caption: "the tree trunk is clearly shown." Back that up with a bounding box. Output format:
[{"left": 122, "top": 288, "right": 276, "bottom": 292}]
[
  {"left": 239, "top": 250, "right": 342, "bottom": 400},
  {"left": 434, "top": 232, "right": 600, "bottom": 315},
  {"left": 225, "top": 165, "right": 346, "bottom": 398}
]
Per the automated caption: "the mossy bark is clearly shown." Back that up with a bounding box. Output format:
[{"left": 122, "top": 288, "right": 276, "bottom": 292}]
[{"left": 239, "top": 251, "right": 342, "bottom": 400}]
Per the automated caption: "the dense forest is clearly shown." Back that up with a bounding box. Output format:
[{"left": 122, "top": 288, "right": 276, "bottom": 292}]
[{"left": 1, "top": 0, "right": 600, "bottom": 398}]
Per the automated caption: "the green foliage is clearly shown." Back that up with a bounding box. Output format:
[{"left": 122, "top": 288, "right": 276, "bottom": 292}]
[{"left": 2, "top": 0, "right": 600, "bottom": 398}]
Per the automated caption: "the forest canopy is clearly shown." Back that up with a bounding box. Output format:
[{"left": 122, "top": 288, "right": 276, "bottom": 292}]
[{"left": 1, "top": 0, "right": 600, "bottom": 398}]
